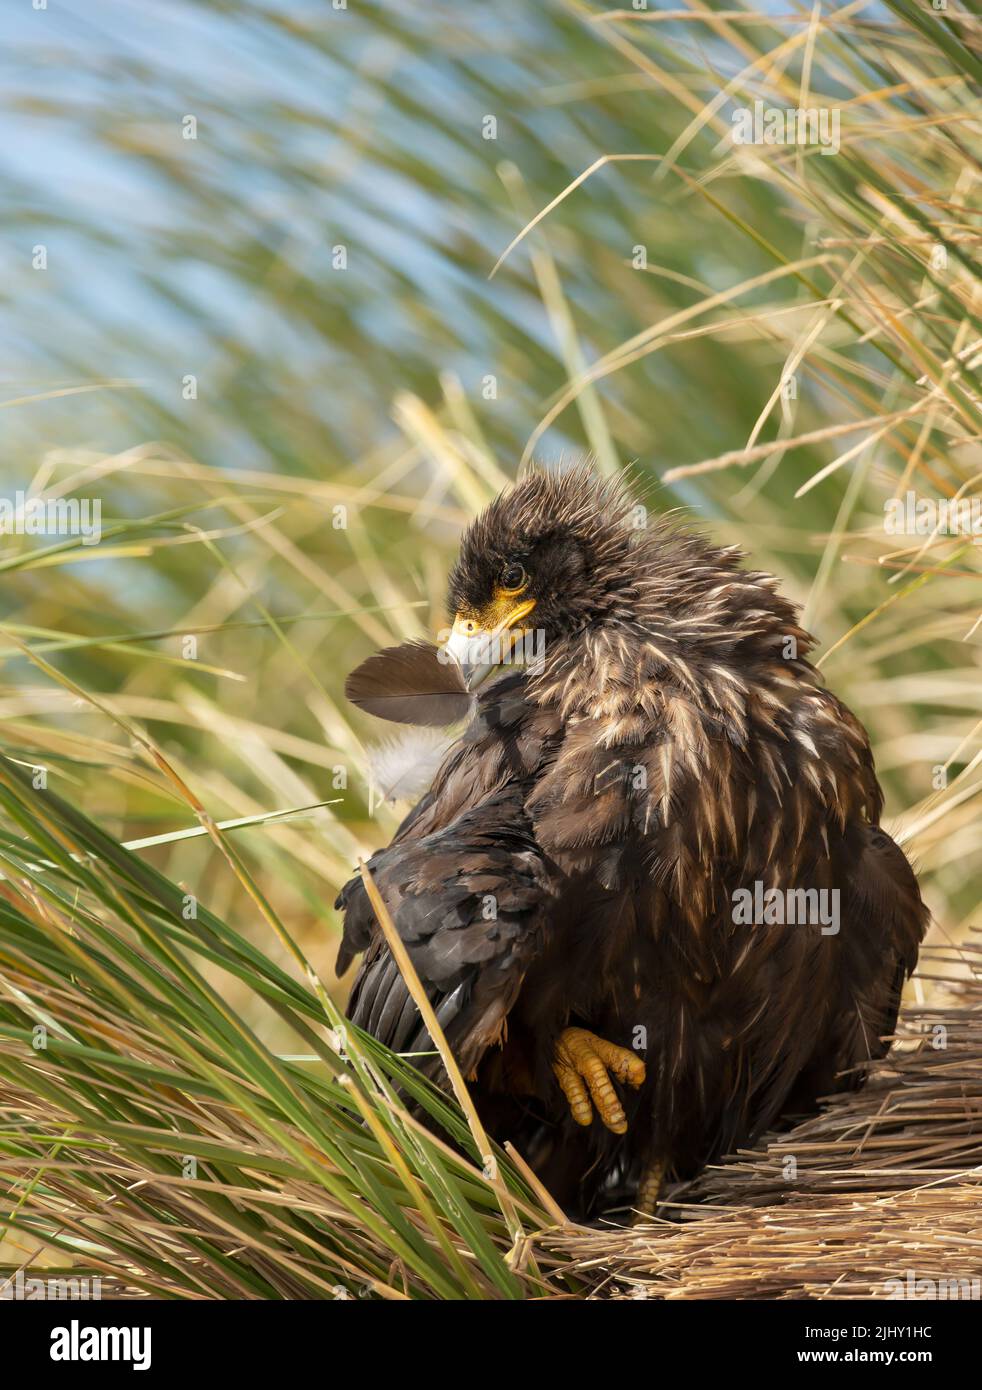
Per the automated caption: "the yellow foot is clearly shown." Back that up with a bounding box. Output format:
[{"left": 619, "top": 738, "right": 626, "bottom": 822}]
[
  {"left": 552, "top": 1027, "right": 645, "bottom": 1135},
  {"left": 633, "top": 1158, "right": 666, "bottom": 1223}
]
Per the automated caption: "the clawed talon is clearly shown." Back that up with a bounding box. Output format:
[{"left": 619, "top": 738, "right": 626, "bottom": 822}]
[
  {"left": 552, "top": 1026, "right": 645, "bottom": 1134},
  {"left": 633, "top": 1157, "right": 666, "bottom": 1223}
]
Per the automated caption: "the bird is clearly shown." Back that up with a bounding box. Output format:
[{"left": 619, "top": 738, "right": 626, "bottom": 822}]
[{"left": 334, "top": 465, "right": 929, "bottom": 1220}]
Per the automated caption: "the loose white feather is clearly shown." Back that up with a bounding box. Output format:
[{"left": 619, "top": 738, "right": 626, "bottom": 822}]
[{"left": 367, "top": 726, "right": 458, "bottom": 805}]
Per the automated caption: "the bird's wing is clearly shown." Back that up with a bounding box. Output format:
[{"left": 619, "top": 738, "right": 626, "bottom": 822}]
[
  {"left": 335, "top": 673, "right": 560, "bottom": 1076},
  {"left": 828, "top": 822, "right": 927, "bottom": 1072},
  {"left": 335, "top": 788, "right": 552, "bottom": 1078}
]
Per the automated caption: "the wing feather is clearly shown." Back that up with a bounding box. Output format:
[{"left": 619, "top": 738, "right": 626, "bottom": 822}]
[{"left": 337, "top": 786, "right": 552, "bottom": 1078}]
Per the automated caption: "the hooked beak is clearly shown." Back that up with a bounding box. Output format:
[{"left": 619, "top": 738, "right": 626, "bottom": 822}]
[{"left": 442, "top": 598, "right": 537, "bottom": 690}]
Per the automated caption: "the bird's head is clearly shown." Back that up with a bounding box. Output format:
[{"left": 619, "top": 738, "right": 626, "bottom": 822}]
[{"left": 443, "top": 465, "right": 638, "bottom": 675}]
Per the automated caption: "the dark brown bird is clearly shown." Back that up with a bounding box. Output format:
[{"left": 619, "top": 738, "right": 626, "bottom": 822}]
[{"left": 335, "top": 466, "right": 928, "bottom": 1219}]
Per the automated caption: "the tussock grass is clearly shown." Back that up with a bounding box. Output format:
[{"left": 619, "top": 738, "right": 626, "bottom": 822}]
[{"left": 0, "top": 749, "right": 564, "bottom": 1299}]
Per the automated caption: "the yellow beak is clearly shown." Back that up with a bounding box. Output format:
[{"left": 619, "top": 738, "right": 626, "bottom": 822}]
[{"left": 442, "top": 596, "right": 536, "bottom": 674}]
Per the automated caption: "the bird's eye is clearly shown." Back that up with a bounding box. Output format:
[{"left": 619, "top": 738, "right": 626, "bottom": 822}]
[{"left": 501, "top": 562, "right": 527, "bottom": 593}]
